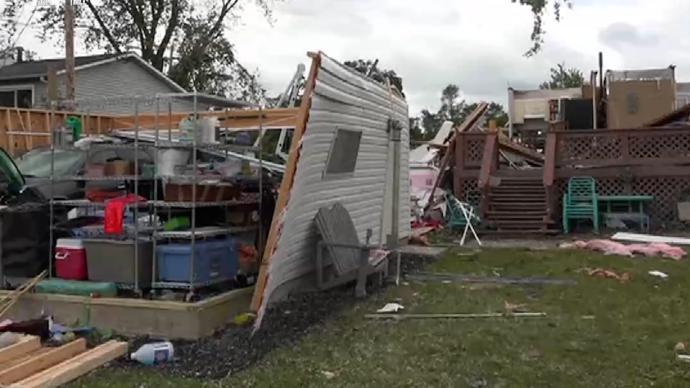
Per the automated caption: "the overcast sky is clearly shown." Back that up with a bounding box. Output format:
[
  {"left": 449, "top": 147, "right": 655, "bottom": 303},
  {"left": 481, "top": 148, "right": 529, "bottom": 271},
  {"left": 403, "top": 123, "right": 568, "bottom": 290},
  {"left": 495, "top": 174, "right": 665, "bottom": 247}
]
[{"left": 22, "top": 0, "right": 690, "bottom": 116}]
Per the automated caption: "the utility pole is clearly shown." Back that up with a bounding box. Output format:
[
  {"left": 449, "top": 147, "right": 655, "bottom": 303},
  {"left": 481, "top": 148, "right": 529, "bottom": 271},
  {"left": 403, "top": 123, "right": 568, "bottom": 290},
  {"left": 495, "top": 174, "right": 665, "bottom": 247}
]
[{"left": 64, "top": 0, "right": 75, "bottom": 110}]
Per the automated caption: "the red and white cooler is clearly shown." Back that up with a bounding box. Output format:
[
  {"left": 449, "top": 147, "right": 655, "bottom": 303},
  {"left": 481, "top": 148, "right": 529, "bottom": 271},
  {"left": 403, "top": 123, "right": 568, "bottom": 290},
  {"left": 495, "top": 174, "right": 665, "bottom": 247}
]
[{"left": 55, "top": 238, "right": 88, "bottom": 280}]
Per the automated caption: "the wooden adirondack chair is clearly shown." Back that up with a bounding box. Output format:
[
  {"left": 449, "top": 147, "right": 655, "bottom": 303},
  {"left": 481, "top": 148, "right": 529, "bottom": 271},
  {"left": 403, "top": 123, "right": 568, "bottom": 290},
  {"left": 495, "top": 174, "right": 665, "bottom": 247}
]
[
  {"left": 563, "top": 177, "right": 599, "bottom": 233},
  {"left": 314, "top": 203, "right": 389, "bottom": 298}
]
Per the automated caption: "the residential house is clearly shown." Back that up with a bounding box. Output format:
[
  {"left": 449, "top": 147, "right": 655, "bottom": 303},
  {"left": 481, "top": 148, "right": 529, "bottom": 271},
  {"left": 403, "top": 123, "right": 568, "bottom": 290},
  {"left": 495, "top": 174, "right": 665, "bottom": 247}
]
[{"left": 0, "top": 52, "right": 245, "bottom": 114}]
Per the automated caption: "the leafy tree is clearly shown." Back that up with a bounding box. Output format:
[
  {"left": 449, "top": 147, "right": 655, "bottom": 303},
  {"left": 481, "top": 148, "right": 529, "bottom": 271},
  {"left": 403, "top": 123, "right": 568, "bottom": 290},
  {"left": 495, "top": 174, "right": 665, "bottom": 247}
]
[
  {"left": 539, "top": 63, "right": 585, "bottom": 89},
  {"left": 513, "top": 0, "right": 573, "bottom": 56},
  {"left": 344, "top": 59, "right": 404, "bottom": 95},
  {"left": 1, "top": 0, "right": 275, "bottom": 101},
  {"left": 412, "top": 84, "right": 509, "bottom": 140}
]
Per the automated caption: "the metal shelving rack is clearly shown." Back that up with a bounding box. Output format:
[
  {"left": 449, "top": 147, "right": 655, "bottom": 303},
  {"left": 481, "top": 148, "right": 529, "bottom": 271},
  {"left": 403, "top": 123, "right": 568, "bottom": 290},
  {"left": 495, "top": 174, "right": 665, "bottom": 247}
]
[
  {"left": 148, "top": 92, "right": 265, "bottom": 298},
  {"left": 47, "top": 91, "right": 266, "bottom": 299}
]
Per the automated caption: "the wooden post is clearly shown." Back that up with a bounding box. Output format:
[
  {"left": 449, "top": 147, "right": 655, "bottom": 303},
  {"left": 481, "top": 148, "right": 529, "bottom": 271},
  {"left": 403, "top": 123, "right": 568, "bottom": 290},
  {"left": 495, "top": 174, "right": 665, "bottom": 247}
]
[
  {"left": 26, "top": 110, "right": 33, "bottom": 149},
  {"left": 64, "top": 0, "right": 76, "bottom": 110},
  {"left": 6, "top": 110, "right": 14, "bottom": 156},
  {"left": 453, "top": 133, "right": 466, "bottom": 199},
  {"left": 543, "top": 131, "right": 558, "bottom": 222}
]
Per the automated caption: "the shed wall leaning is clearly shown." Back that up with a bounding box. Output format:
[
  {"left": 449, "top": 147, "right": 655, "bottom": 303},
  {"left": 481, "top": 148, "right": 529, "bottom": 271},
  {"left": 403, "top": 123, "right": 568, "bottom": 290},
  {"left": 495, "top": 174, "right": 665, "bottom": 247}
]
[{"left": 262, "top": 53, "right": 410, "bottom": 305}]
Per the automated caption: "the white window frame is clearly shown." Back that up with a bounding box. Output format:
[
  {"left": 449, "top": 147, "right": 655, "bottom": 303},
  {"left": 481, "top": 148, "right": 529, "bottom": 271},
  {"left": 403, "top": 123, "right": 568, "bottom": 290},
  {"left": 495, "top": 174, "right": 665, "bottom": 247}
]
[
  {"left": 323, "top": 127, "right": 362, "bottom": 179},
  {"left": 0, "top": 84, "right": 35, "bottom": 108}
]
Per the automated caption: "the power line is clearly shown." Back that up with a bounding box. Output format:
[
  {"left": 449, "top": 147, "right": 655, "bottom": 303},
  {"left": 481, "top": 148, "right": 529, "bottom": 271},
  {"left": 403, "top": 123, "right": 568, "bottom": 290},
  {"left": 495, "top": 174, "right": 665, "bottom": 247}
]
[{"left": 1, "top": 0, "right": 40, "bottom": 55}]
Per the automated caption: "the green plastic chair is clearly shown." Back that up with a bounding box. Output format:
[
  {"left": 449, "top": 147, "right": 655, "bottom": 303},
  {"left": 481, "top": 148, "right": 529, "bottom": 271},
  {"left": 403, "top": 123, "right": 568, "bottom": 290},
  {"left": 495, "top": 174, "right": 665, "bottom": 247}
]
[
  {"left": 562, "top": 177, "right": 599, "bottom": 233},
  {"left": 444, "top": 191, "right": 480, "bottom": 230}
]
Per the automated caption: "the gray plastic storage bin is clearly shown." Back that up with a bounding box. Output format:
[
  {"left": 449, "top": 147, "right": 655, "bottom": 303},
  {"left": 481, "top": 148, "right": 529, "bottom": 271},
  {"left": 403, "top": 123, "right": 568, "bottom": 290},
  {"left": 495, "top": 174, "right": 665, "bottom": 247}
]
[{"left": 83, "top": 239, "right": 153, "bottom": 287}]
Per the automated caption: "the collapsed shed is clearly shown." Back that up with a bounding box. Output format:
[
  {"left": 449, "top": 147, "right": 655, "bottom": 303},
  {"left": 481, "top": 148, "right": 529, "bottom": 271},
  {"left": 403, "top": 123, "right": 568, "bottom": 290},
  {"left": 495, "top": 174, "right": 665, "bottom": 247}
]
[{"left": 251, "top": 52, "right": 411, "bottom": 317}]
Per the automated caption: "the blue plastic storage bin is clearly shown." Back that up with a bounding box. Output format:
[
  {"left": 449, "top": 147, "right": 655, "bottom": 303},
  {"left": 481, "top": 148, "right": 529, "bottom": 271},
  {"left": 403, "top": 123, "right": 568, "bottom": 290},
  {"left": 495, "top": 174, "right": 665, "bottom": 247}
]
[{"left": 156, "top": 239, "right": 237, "bottom": 284}]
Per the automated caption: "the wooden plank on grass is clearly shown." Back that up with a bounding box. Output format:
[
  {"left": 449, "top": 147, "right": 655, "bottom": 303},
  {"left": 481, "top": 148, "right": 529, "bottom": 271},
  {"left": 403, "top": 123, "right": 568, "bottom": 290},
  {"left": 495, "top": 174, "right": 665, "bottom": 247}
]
[
  {"left": 0, "top": 336, "right": 41, "bottom": 364},
  {"left": 11, "top": 340, "right": 127, "bottom": 388},
  {"left": 0, "top": 339, "right": 86, "bottom": 384}
]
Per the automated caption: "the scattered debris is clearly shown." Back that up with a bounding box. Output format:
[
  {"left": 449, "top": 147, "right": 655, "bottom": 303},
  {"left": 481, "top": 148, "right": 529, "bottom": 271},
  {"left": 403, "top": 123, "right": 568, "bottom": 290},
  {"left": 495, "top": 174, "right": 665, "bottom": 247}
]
[
  {"left": 321, "top": 370, "right": 336, "bottom": 379},
  {"left": 406, "top": 272, "right": 577, "bottom": 286},
  {"left": 365, "top": 312, "right": 547, "bottom": 320},
  {"left": 504, "top": 301, "right": 528, "bottom": 314},
  {"left": 678, "top": 354, "right": 690, "bottom": 363},
  {"left": 376, "top": 303, "right": 405, "bottom": 313},
  {"left": 581, "top": 315, "right": 596, "bottom": 320},
  {"left": 130, "top": 341, "right": 175, "bottom": 365},
  {"left": 675, "top": 342, "right": 687, "bottom": 353},
  {"left": 578, "top": 268, "right": 631, "bottom": 283},
  {"left": 409, "top": 234, "right": 431, "bottom": 246},
  {"left": 0, "top": 271, "right": 47, "bottom": 320},
  {"left": 648, "top": 270, "right": 669, "bottom": 279},
  {"left": 612, "top": 232, "right": 690, "bottom": 246},
  {"left": 233, "top": 313, "right": 257, "bottom": 327},
  {"left": 560, "top": 239, "right": 686, "bottom": 260}
]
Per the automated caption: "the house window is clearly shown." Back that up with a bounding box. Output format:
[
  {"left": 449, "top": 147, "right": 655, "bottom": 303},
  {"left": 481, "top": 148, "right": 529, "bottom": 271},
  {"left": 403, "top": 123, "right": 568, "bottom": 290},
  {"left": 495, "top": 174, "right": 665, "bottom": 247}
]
[
  {"left": 325, "top": 128, "right": 362, "bottom": 176},
  {"left": 0, "top": 86, "right": 33, "bottom": 108}
]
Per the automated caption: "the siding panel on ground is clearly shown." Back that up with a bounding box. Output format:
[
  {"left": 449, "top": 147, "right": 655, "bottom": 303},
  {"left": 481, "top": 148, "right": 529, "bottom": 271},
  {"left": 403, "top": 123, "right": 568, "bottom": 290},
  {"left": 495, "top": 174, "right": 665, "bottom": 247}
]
[{"left": 262, "top": 54, "right": 410, "bottom": 304}]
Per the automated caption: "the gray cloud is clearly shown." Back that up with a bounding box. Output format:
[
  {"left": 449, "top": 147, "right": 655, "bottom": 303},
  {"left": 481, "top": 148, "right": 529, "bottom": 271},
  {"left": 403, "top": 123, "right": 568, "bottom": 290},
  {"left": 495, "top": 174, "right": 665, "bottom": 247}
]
[{"left": 599, "top": 22, "right": 659, "bottom": 49}]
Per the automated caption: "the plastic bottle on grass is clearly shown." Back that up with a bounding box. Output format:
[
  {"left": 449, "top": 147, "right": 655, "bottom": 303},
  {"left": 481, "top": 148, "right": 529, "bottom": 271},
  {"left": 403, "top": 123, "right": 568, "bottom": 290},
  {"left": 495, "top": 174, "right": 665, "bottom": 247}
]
[{"left": 130, "top": 341, "right": 174, "bottom": 365}]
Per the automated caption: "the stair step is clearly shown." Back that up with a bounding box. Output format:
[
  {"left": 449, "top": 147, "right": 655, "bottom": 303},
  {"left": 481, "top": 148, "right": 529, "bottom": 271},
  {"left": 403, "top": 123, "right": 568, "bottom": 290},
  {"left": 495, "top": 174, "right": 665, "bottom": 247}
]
[
  {"left": 489, "top": 219, "right": 551, "bottom": 226},
  {"left": 492, "top": 189, "right": 545, "bottom": 195},
  {"left": 489, "top": 195, "right": 546, "bottom": 202},
  {"left": 491, "top": 203, "right": 547, "bottom": 210},
  {"left": 487, "top": 211, "right": 547, "bottom": 218},
  {"left": 482, "top": 229, "right": 560, "bottom": 236}
]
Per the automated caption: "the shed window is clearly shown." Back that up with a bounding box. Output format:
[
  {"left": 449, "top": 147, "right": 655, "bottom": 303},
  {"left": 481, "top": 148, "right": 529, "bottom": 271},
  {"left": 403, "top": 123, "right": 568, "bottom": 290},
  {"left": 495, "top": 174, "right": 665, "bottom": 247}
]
[{"left": 325, "top": 129, "right": 361, "bottom": 175}]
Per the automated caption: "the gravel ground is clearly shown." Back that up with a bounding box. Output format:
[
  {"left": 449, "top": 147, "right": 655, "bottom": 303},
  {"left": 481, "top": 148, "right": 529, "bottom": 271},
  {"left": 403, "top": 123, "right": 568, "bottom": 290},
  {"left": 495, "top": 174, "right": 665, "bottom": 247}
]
[{"left": 115, "top": 252, "right": 439, "bottom": 380}]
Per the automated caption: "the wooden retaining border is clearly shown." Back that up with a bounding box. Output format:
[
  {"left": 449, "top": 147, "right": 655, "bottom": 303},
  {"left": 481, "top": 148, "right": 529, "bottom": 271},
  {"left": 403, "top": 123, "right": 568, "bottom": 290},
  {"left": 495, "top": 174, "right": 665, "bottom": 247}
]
[{"left": 0, "top": 287, "right": 253, "bottom": 340}]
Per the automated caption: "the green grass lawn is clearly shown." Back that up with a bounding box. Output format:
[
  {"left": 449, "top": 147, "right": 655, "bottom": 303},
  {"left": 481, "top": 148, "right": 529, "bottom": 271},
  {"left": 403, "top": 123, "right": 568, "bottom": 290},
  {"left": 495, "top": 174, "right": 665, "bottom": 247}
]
[{"left": 72, "top": 247, "right": 690, "bottom": 387}]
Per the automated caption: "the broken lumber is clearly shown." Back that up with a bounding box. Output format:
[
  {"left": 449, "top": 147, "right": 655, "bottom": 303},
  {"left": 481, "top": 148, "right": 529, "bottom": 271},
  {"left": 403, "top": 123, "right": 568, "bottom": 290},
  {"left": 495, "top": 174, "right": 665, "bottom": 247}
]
[
  {"left": 0, "top": 271, "right": 47, "bottom": 319},
  {"left": 0, "top": 335, "right": 40, "bottom": 364},
  {"left": 426, "top": 102, "right": 489, "bottom": 210},
  {"left": 0, "top": 338, "right": 87, "bottom": 385},
  {"left": 365, "top": 312, "right": 547, "bottom": 320},
  {"left": 10, "top": 340, "right": 127, "bottom": 388}
]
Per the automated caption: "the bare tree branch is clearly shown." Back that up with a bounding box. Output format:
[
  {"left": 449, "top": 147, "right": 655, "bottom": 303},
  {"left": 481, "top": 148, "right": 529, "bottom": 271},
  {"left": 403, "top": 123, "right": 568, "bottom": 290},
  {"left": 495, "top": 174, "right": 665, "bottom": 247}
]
[{"left": 84, "top": 0, "right": 122, "bottom": 53}]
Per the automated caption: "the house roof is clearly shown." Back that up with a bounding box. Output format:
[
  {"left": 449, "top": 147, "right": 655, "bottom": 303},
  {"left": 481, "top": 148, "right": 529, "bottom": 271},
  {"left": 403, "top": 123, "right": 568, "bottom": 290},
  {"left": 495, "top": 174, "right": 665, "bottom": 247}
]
[
  {"left": 0, "top": 54, "right": 115, "bottom": 80},
  {"left": 0, "top": 52, "right": 186, "bottom": 93}
]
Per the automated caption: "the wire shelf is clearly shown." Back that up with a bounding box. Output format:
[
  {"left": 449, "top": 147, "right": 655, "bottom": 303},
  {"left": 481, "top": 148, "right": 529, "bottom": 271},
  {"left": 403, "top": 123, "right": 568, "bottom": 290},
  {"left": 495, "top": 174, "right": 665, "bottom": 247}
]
[
  {"left": 152, "top": 277, "right": 235, "bottom": 290},
  {"left": 156, "top": 226, "right": 257, "bottom": 239},
  {"left": 152, "top": 199, "right": 259, "bottom": 208},
  {"left": 51, "top": 199, "right": 151, "bottom": 208}
]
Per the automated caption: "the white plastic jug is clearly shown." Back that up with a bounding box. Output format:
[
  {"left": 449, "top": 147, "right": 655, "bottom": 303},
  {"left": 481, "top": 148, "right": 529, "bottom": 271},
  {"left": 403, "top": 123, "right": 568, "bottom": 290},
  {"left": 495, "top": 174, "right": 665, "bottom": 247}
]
[{"left": 130, "top": 341, "right": 174, "bottom": 365}]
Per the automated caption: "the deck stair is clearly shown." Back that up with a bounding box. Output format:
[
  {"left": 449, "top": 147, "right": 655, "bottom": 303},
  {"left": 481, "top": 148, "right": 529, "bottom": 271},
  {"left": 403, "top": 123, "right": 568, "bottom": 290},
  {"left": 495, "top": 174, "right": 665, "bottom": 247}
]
[{"left": 484, "top": 176, "right": 557, "bottom": 234}]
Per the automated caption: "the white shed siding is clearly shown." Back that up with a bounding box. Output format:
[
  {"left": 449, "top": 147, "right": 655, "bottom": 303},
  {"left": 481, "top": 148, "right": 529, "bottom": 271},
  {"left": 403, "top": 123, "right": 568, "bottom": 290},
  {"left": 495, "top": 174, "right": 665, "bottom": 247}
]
[
  {"left": 33, "top": 59, "right": 198, "bottom": 114},
  {"left": 263, "top": 54, "right": 410, "bottom": 303}
]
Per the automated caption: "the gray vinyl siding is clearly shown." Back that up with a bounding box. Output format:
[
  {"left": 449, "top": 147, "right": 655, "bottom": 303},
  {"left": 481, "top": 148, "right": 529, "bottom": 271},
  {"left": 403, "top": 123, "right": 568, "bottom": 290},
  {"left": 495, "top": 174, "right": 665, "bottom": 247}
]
[
  {"left": 261, "top": 54, "right": 410, "bottom": 307},
  {"left": 32, "top": 59, "right": 198, "bottom": 114}
]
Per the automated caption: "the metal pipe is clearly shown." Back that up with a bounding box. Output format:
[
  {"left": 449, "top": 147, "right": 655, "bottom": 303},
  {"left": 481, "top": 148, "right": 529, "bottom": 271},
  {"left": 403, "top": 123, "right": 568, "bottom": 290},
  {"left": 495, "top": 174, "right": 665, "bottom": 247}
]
[
  {"left": 258, "top": 105, "right": 264, "bottom": 258},
  {"left": 134, "top": 101, "right": 140, "bottom": 293},
  {"left": 152, "top": 95, "right": 160, "bottom": 287},
  {"left": 48, "top": 102, "right": 56, "bottom": 279},
  {"left": 591, "top": 71, "right": 598, "bottom": 130},
  {"left": 190, "top": 88, "right": 198, "bottom": 296}
]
